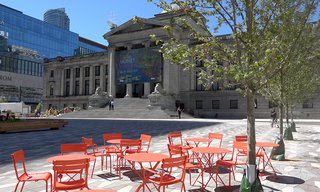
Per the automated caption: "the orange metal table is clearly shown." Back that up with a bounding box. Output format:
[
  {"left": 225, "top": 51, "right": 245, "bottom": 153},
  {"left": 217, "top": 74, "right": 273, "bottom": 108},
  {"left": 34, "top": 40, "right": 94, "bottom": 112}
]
[
  {"left": 47, "top": 154, "right": 96, "bottom": 163},
  {"left": 191, "top": 147, "right": 231, "bottom": 188},
  {"left": 124, "top": 153, "right": 169, "bottom": 192},
  {"left": 184, "top": 138, "right": 212, "bottom": 147},
  {"left": 77, "top": 190, "right": 116, "bottom": 192}
]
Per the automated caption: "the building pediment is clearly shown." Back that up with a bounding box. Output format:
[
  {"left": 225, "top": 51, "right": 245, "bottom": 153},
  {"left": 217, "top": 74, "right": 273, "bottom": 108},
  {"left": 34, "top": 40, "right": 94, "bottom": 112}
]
[{"left": 103, "top": 17, "right": 168, "bottom": 39}]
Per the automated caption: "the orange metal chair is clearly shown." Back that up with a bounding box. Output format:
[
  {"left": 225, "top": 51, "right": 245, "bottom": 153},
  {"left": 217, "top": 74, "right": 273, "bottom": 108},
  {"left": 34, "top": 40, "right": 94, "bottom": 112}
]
[
  {"left": 102, "top": 133, "right": 122, "bottom": 172},
  {"left": 116, "top": 139, "right": 142, "bottom": 178},
  {"left": 167, "top": 144, "right": 203, "bottom": 186},
  {"left": 215, "top": 140, "right": 247, "bottom": 186},
  {"left": 208, "top": 133, "right": 223, "bottom": 147},
  {"left": 60, "top": 143, "right": 87, "bottom": 155},
  {"left": 140, "top": 134, "right": 152, "bottom": 153},
  {"left": 167, "top": 131, "right": 192, "bottom": 152},
  {"left": 235, "top": 135, "right": 247, "bottom": 142},
  {"left": 82, "top": 137, "right": 111, "bottom": 178},
  {"left": 11, "top": 149, "right": 52, "bottom": 192},
  {"left": 144, "top": 156, "right": 187, "bottom": 192},
  {"left": 53, "top": 158, "right": 90, "bottom": 191}
]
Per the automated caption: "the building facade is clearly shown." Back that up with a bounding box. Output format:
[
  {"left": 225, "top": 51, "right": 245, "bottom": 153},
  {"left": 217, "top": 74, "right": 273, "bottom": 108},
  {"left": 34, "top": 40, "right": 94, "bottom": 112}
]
[
  {"left": 43, "top": 10, "right": 319, "bottom": 118},
  {"left": 42, "top": 52, "right": 109, "bottom": 110},
  {"left": 44, "top": 8, "right": 70, "bottom": 31},
  {"left": 0, "top": 4, "right": 107, "bottom": 107}
]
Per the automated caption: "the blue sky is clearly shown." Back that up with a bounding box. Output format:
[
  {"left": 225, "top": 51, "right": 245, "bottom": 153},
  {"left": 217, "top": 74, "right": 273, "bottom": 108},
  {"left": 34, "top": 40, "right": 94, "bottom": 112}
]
[{"left": 1, "top": 0, "right": 163, "bottom": 45}]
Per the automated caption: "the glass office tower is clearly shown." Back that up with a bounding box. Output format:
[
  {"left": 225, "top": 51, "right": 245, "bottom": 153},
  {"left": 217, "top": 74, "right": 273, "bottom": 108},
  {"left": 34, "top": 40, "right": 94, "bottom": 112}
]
[
  {"left": 0, "top": 4, "right": 107, "bottom": 107},
  {"left": 44, "top": 8, "right": 70, "bottom": 30}
]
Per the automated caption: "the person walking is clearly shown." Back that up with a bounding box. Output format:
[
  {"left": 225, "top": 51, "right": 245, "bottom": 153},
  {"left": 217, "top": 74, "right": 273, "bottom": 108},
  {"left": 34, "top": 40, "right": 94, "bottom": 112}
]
[
  {"left": 110, "top": 99, "right": 114, "bottom": 110},
  {"left": 177, "top": 106, "right": 183, "bottom": 119}
]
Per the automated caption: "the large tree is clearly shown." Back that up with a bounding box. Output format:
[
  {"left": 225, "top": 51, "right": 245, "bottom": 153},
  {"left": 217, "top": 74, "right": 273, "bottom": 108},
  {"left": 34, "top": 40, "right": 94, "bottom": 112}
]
[{"left": 149, "top": 0, "right": 319, "bottom": 185}]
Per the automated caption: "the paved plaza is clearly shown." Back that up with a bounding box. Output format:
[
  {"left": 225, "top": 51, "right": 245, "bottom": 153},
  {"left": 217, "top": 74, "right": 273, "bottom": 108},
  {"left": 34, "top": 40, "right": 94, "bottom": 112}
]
[{"left": 0, "top": 118, "right": 319, "bottom": 192}]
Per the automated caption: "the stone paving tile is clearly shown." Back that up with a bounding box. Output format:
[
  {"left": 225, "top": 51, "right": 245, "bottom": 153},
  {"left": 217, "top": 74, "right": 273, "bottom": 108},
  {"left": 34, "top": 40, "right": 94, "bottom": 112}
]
[{"left": 0, "top": 119, "right": 319, "bottom": 191}]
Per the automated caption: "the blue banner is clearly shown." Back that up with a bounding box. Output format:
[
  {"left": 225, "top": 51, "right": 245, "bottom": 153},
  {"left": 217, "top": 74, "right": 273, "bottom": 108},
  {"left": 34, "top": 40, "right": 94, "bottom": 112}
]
[{"left": 115, "top": 47, "right": 162, "bottom": 84}]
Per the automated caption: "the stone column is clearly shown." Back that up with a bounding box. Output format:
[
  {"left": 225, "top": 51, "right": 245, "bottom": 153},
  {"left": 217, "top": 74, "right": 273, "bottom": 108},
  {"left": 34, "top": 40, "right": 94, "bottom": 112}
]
[
  {"left": 109, "top": 47, "right": 116, "bottom": 97},
  {"left": 143, "top": 41, "right": 151, "bottom": 98},
  {"left": 100, "top": 65, "right": 105, "bottom": 91},
  {"left": 69, "top": 68, "right": 74, "bottom": 95},
  {"left": 89, "top": 65, "right": 94, "bottom": 94},
  {"left": 60, "top": 68, "right": 65, "bottom": 96},
  {"left": 79, "top": 67, "right": 84, "bottom": 95},
  {"left": 143, "top": 82, "right": 150, "bottom": 98},
  {"left": 125, "top": 44, "right": 133, "bottom": 97},
  {"left": 125, "top": 84, "right": 133, "bottom": 97}
]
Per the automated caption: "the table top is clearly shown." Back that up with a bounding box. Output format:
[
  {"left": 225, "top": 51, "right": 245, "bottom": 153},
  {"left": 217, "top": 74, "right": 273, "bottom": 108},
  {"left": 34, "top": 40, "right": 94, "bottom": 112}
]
[
  {"left": 124, "top": 153, "right": 169, "bottom": 163},
  {"left": 191, "top": 147, "right": 231, "bottom": 154},
  {"left": 184, "top": 138, "right": 212, "bottom": 143},
  {"left": 256, "top": 141, "right": 279, "bottom": 148},
  {"left": 76, "top": 190, "right": 116, "bottom": 192},
  {"left": 47, "top": 154, "right": 96, "bottom": 163}
]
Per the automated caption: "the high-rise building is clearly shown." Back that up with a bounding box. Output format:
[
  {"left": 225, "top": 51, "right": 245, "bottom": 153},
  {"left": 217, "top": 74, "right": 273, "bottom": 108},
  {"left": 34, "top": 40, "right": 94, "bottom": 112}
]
[
  {"left": 44, "top": 8, "right": 70, "bottom": 30},
  {"left": 0, "top": 4, "right": 107, "bottom": 108}
]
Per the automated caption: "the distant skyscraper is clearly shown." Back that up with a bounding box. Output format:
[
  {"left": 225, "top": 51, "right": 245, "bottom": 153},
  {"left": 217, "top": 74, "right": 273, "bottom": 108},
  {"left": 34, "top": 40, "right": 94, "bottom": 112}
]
[{"left": 44, "top": 8, "right": 70, "bottom": 30}]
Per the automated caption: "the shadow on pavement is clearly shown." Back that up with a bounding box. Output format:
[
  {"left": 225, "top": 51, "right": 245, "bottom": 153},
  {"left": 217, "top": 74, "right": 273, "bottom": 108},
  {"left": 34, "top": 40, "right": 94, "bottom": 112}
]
[
  {"left": 214, "top": 185, "right": 240, "bottom": 192},
  {"left": 266, "top": 175, "right": 305, "bottom": 184}
]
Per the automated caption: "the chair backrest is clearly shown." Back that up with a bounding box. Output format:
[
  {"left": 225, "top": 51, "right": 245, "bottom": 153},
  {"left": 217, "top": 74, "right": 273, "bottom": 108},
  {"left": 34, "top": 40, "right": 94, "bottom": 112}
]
[
  {"left": 231, "top": 140, "right": 248, "bottom": 162},
  {"left": 82, "top": 137, "right": 99, "bottom": 155},
  {"left": 167, "top": 144, "right": 184, "bottom": 157},
  {"left": 140, "top": 134, "right": 152, "bottom": 152},
  {"left": 11, "top": 149, "right": 27, "bottom": 180},
  {"left": 168, "top": 131, "right": 183, "bottom": 146},
  {"left": 103, "top": 133, "right": 122, "bottom": 147},
  {"left": 235, "top": 135, "right": 247, "bottom": 142},
  {"left": 61, "top": 143, "right": 87, "bottom": 155},
  {"left": 208, "top": 133, "right": 223, "bottom": 147},
  {"left": 53, "top": 158, "right": 89, "bottom": 190},
  {"left": 120, "top": 139, "right": 141, "bottom": 154},
  {"left": 161, "top": 156, "right": 187, "bottom": 182}
]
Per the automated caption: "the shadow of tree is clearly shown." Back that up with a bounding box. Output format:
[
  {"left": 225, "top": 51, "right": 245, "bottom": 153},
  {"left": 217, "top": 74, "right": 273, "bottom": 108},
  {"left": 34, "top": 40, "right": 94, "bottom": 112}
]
[
  {"left": 266, "top": 175, "right": 305, "bottom": 184},
  {"left": 214, "top": 185, "right": 240, "bottom": 192}
]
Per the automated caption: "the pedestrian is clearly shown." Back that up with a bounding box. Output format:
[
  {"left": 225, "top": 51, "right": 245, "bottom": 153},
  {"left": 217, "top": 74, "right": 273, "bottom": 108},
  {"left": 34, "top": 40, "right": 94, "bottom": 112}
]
[
  {"left": 110, "top": 99, "right": 114, "bottom": 110},
  {"left": 177, "top": 106, "right": 183, "bottom": 119},
  {"left": 271, "top": 107, "right": 277, "bottom": 127}
]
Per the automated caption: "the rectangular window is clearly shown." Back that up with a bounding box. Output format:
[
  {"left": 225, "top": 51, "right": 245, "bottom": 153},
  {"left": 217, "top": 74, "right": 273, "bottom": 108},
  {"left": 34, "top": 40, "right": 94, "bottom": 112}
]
[
  {"left": 63, "top": 104, "right": 67, "bottom": 108},
  {"left": 105, "top": 78, "right": 108, "bottom": 92},
  {"left": 212, "top": 100, "right": 220, "bottom": 109},
  {"left": 303, "top": 99, "right": 313, "bottom": 108},
  {"left": 50, "top": 85, "right": 54, "bottom": 96},
  {"left": 65, "top": 81, "right": 70, "bottom": 96},
  {"left": 75, "top": 80, "right": 79, "bottom": 96},
  {"left": 230, "top": 100, "right": 238, "bottom": 109},
  {"left": 85, "top": 67, "right": 90, "bottom": 77},
  {"left": 105, "top": 65, "right": 108, "bottom": 75},
  {"left": 75, "top": 68, "right": 80, "bottom": 78},
  {"left": 95, "top": 66, "right": 100, "bottom": 76},
  {"left": 66, "top": 69, "right": 70, "bottom": 79},
  {"left": 196, "top": 71, "right": 205, "bottom": 91},
  {"left": 196, "top": 100, "right": 203, "bottom": 109},
  {"left": 82, "top": 103, "right": 87, "bottom": 109},
  {"left": 84, "top": 80, "right": 90, "bottom": 95},
  {"left": 50, "top": 70, "right": 54, "bottom": 78},
  {"left": 95, "top": 79, "right": 100, "bottom": 90}
]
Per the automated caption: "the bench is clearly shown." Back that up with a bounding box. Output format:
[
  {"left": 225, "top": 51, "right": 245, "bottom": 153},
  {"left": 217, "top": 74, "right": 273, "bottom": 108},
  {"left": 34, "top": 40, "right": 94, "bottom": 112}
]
[{"left": 0, "top": 119, "right": 68, "bottom": 133}]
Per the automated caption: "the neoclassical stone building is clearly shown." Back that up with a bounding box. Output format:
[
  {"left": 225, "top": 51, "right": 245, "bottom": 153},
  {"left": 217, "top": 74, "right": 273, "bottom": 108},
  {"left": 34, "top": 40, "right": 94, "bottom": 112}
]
[
  {"left": 43, "top": 10, "right": 319, "bottom": 118},
  {"left": 42, "top": 52, "right": 108, "bottom": 110}
]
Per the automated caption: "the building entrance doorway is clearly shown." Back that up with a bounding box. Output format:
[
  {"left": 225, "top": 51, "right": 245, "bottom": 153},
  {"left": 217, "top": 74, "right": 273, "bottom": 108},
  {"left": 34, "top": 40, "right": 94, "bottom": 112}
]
[{"left": 133, "top": 84, "right": 144, "bottom": 97}]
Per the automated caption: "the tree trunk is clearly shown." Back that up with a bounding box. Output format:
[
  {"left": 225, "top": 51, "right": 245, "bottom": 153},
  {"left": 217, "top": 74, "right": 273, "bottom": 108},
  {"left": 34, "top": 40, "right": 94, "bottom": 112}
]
[
  {"left": 286, "top": 104, "right": 289, "bottom": 125},
  {"left": 280, "top": 104, "right": 284, "bottom": 137},
  {"left": 246, "top": 89, "right": 256, "bottom": 183}
]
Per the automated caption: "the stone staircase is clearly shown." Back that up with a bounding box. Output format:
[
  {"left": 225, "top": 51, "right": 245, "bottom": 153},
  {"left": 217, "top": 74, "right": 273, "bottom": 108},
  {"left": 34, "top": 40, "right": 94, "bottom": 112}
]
[{"left": 60, "top": 98, "right": 193, "bottom": 119}]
